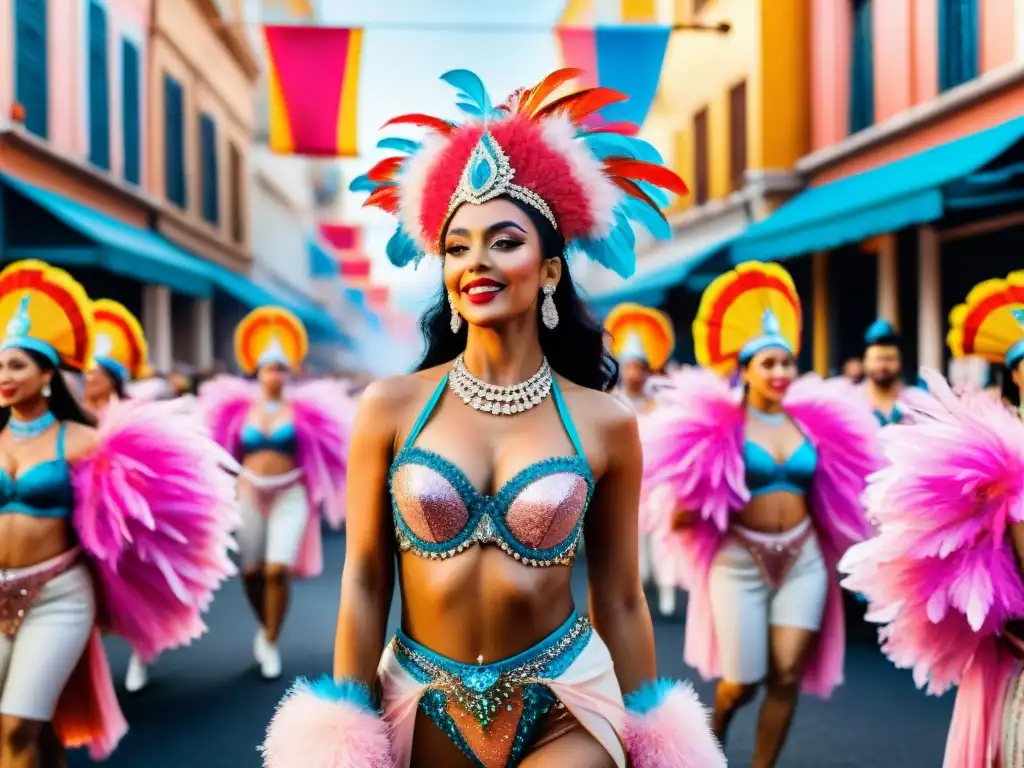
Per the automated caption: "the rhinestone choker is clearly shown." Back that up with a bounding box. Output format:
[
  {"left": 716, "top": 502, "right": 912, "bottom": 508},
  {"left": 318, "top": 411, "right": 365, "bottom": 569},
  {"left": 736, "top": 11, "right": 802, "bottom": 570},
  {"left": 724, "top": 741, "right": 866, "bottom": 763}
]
[{"left": 449, "top": 354, "right": 553, "bottom": 416}]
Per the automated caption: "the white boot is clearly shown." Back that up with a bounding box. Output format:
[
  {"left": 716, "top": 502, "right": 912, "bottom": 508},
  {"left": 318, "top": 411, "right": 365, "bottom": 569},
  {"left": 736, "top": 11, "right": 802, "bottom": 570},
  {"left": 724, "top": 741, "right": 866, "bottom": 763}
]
[
  {"left": 638, "top": 534, "right": 653, "bottom": 585},
  {"left": 125, "top": 653, "right": 149, "bottom": 693},
  {"left": 260, "top": 640, "right": 282, "bottom": 680},
  {"left": 658, "top": 585, "right": 677, "bottom": 617},
  {"left": 254, "top": 627, "right": 269, "bottom": 665}
]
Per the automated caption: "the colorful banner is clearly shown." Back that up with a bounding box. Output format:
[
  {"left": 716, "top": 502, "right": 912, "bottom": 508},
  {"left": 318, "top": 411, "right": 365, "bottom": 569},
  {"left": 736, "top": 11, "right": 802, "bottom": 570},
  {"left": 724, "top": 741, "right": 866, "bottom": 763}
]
[
  {"left": 263, "top": 26, "right": 363, "bottom": 157},
  {"left": 556, "top": 25, "right": 670, "bottom": 128}
]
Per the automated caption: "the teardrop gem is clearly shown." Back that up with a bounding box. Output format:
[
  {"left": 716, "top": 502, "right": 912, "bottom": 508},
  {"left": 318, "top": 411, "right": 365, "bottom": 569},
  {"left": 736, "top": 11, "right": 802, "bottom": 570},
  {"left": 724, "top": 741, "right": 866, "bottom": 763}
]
[{"left": 470, "top": 151, "right": 494, "bottom": 192}]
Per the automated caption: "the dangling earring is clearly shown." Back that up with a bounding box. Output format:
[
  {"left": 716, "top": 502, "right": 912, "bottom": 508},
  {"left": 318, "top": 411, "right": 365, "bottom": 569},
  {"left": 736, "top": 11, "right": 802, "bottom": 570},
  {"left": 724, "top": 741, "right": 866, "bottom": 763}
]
[
  {"left": 42, "top": 383, "right": 51, "bottom": 398},
  {"left": 448, "top": 293, "right": 462, "bottom": 334},
  {"left": 541, "top": 284, "right": 559, "bottom": 330}
]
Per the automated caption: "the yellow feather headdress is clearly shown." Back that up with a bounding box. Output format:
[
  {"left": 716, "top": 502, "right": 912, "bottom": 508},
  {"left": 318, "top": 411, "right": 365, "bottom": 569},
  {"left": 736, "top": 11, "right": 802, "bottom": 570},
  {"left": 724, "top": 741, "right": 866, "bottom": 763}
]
[
  {"left": 0, "top": 260, "right": 94, "bottom": 371},
  {"left": 693, "top": 261, "right": 802, "bottom": 376},
  {"left": 948, "top": 271, "right": 1024, "bottom": 367},
  {"left": 234, "top": 306, "right": 308, "bottom": 376},
  {"left": 91, "top": 299, "right": 149, "bottom": 382},
  {"left": 604, "top": 303, "right": 675, "bottom": 372}
]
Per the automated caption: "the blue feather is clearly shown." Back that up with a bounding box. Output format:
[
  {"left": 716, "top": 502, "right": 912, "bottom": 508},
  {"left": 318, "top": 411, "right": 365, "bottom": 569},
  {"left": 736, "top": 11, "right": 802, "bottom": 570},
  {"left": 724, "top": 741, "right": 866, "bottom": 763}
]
[
  {"left": 633, "top": 180, "right": 670, "bottom": 208},
  {"left": 376, "top": 137, "right": 420, "bottom": 154},
  {"left": 455, "top": 101, "right": 483, "bottom": 118},
  {"left": 581, "top": 133, "right": 662, "bottom": 164},
  {"left": 349, "top": 174, "right": 379, "bottom": 193},
  {"left": 386, "top": 226, "right": 421, "bottom": 268},
  {"left": 440, "top": 69, "right": 495, "bottom": 118},
  {"left": 621, "top": 197, "right": 670, "bottom": 239}
]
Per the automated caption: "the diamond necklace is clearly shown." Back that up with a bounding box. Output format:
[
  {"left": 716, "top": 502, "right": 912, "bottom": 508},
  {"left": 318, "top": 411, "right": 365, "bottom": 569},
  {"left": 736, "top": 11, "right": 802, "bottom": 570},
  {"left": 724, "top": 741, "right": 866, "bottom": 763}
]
[{"left": 449, "top": 354, "right": 553, "bottom": 415}]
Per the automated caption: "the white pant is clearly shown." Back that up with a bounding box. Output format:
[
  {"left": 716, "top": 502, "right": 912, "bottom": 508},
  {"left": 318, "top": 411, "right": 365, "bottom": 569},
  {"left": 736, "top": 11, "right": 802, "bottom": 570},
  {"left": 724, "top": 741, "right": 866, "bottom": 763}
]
[
  {"left": 708, "top": 522, "right": 828, "bottom": 684},
  {"left": 0, "top": 563, "right": 95, "bottom": 719},
  {"left": 1003, "top": 665, "right": 1024, "bottom": 766},
  {"left": 236, "top": 480, "right": 309, "bottom": 571}
]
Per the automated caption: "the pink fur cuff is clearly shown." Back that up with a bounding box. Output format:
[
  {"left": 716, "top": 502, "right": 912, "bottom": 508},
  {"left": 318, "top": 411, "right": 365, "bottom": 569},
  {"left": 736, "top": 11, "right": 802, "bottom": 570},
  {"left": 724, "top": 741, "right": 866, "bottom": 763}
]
[{"left": 624, "top": 679, "right": 726, "bottom": 768}]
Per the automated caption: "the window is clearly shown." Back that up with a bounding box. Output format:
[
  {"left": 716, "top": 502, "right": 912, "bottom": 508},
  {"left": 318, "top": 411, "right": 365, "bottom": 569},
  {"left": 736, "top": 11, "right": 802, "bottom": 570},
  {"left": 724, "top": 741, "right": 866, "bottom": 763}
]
[
  {"left": 199, "top": 114, "right": 219, "bottom": 226},
  {"left": 14, "top": 0, "right": 48, "bottom": 138},
  {"left": 938, "top": 0, "right": 979, "bottom": 91},
  {"left": 693, "top": 107, "right": 709, "bottom": 205},
  {"left": 87, "top": 1, "right": 110, "bottom": 170},
  {"left": 693, "top": 0, "right": 712, "bottom": 13},
  {"left": 728, "top": 80, "right": 747, "bottom": 191},
  {"left": 121, "top": 39, "right": 141, "bottom": 185},
  {"left": 163, "top": 74, "right": 187, "bottom": 208},
  {"left": 849, "top": 0, "right": 874, "bottom": 134},
  {"left": 229, "top": 142, "right": 243, "bottom": 243}
]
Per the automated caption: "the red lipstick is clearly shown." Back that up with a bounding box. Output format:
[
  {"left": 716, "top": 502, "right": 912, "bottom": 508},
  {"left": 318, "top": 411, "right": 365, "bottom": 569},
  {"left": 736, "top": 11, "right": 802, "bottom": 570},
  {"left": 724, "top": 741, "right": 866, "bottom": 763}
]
[
  {"left": 462, "top": 277, "right": 506, "bottom": 305},
  {"left": 769, "top": 378, "right": 790, "bottom": 392}
]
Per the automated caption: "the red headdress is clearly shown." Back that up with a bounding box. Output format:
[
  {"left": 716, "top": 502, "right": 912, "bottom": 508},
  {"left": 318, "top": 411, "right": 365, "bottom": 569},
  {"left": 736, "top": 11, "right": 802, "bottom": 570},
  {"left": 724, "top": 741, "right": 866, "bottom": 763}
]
[{"left": 350, "top": 69, "right": 687, "bottom": 277}]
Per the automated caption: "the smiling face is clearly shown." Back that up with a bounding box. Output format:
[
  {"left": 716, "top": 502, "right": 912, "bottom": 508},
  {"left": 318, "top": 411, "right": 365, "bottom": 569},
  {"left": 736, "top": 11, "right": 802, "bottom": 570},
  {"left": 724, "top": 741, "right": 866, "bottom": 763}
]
[
  {"left": 442, "top": 198, "right": 561, "bottom": 330},
  {"left": 0, "top": 347, "right": 53, "bottom": 408},
  {"left": 84, "top": 365, "right": 116, "bottom": 402},
  {"left": 258, "top": 361, "right": 288, "bottom": 397},
  {"left": 743, "top": 347, "right": 797, "bottom": 405}
]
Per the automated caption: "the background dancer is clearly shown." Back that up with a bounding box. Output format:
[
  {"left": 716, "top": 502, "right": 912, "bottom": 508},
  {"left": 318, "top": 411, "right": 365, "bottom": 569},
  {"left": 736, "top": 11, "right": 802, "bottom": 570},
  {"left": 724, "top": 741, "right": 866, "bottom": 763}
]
[
  {"left": 81, "top": 299, "right": 147, "bottom": 419},
  {"left": 0, "top": 259, "right": 237, "bottom": 763},
  {"left": 263, "top": 67, "right": 723, "bottom": 768},
  {"left": 641, "top": 261, "right": 880, "bottom": 767},
  {"left": 603, "top": 302, "right": 678, "bottom": 617},
  {"left": 200, "top": 306, "right": 350, "bottom": 681}
]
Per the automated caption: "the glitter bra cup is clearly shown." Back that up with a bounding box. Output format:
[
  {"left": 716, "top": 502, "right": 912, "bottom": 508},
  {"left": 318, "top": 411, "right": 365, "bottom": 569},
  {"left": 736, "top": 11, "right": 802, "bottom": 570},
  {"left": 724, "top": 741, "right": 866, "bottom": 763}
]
[
  {"left": 240, "top": 422, "right": 297, "bottom": 457},
  {"left": 0, "top": 423, "right": 73, "bottom": 518},
  {"left": 389, "top": 375, "right": 593, "bottom": 566},
  {"left": 744, "top": 439, "right": 817, "bottom": 497}
]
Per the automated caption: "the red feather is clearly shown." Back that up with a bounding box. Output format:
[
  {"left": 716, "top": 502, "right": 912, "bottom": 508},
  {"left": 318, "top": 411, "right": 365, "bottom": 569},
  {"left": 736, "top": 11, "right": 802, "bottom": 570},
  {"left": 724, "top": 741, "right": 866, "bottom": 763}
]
[
  {"left": 521, "top": 68, "right": 585, "bottom": 116},
  {"left": 367, "top": 156, "right": 403, "bottom": 182},
  {"left": 537, "top": 87, "right": 628, "bottom": 122},
  {"left": 610, "top": 177, "right": 670, "bottom": 220},
  {"left": 363, "top": 186, "right": 400, "bottom": 213},
  {"left": 582, "top": 121, "right": 640, "bottom": 136},
  {"left": 381, "top": 113, "right": 454, "bottom": 135},
  {"left": 603, "top": 158, "right": 688, "bottom": 195}
]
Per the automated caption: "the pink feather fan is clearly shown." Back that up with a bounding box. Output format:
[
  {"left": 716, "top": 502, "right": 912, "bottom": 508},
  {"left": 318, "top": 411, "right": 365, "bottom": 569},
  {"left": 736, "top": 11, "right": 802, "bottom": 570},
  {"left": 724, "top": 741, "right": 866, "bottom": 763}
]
[
  {"left": 74, "top": 398, "right": 240, "bottom": 662},
  {"left": 840, "top": 368, "right": 1024, "bottom": 695}
]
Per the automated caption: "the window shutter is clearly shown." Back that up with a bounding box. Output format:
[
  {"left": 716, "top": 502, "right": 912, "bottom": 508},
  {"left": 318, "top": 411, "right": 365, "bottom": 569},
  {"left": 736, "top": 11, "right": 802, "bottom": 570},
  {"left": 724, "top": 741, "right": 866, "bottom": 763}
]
[
  {"left": 849, "top": 0, "right": 875, "bottom": 134},
  {"left": 164, "top": 75, "right": 187, "bottom": 208},
  {"left": 200, "top": 114, "right": 220, "bottom": 225},
  {"left": 14, "top": 0, "right": 48, "bottom": 139},
  {"left": 229, "top": 143, "right": 243, "bottom": 243},
  {"left": 87, "top": 1, "right": 110, "bottom": 170},
  {"left": 728, "top": 80, "right": 747, "bottom": 192},
  {"left": 693, "top": 107, "right": 709, "bottom": 206},
  {"left": 121, "top": 39, "right": 141, "bottom": 185},
  {"left": 939, "top": 0, "right": 979, "bottom": 92}
]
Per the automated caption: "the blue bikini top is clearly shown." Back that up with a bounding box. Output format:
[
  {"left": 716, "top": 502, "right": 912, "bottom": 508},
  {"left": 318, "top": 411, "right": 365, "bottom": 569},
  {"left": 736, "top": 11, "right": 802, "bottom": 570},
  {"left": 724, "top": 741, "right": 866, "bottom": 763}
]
[
  {"left": 0, "top": 423, "right": 74, "bottom": 518},
  {"left": 240, "top": 422, "right": 297, "bottom": 456},
  {"left": 388, "top": 375, "right": 594, "bottom": 567},
  {"left": 874, "top": 406, "right": 903, "bottom": 426},
  {"left": 744, "top": 438, "right": 817, "bottom": 497}
]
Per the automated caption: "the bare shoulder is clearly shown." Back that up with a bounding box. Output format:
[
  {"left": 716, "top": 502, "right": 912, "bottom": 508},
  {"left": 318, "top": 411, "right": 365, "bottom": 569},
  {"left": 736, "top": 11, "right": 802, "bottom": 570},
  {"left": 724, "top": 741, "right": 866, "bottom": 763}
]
[
  {"left": 557, "top": 379, "right": 637, "bottom": 440},
  {"left": 355, "top": 366, "right": 449, "bottom": 439},
  {"left": 61, "top": 421, "right": 98, "bottom": 462}
]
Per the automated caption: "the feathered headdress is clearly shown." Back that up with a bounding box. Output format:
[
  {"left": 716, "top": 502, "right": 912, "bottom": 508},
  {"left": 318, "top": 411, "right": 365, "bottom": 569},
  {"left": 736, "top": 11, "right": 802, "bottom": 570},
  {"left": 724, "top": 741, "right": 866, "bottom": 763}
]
[
  {"left": 91, "top": 299, "right": 149, "bottom": 382},
  {"left": 693, "top": 261, "right": 802, "bottom": 375},
  {"left": 350, "top": 68, "right": 687, "bottom": 276},
  {"left": 604, "top": 303, "right": 675, "bottom": 371},
  {"left": 0, "top": 260, "right": 94, "bottom": 371},
  {"left": 234, "top": 306, "right": 308, "bottom": 376},
  {"left": 948, "top": 270, "right": 1024, "bottom": 368}
]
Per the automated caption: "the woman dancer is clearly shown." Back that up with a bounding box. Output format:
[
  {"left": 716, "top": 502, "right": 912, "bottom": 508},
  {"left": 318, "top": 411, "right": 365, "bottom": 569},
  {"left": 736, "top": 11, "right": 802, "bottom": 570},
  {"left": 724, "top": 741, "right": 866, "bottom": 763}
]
[
  {"left": 641, "top": 261, "right": 879, "bottom": 767},
  {"left": 841, "top": 272, "right": 1024, "bottom": 767},
  {"left": 201, "top": 306, "right": 349, "bottom": 681},
  {"left": 262, "top": 68, "right": 723, "bottom": 768},
  {"left": 81, "top": 299, "right": 147, "bottom": 418},
  {"left": 604, "top": 302, "right": 678, "bottom": 617},
  {"left": 0, "top": 259, "right": 237, "bottom": 763}
]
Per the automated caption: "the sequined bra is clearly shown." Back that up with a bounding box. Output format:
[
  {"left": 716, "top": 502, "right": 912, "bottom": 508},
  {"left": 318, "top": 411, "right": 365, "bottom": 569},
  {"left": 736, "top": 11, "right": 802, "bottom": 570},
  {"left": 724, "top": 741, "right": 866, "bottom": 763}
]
[
  {"left": 0, "top": 423, "right": 73, "bottom": 518},
  {"left": 240, "top": 422, "right": 297, "bottom": 457},
  {"left": 389, "top": 375, "right": 593, "bottom": 566}
]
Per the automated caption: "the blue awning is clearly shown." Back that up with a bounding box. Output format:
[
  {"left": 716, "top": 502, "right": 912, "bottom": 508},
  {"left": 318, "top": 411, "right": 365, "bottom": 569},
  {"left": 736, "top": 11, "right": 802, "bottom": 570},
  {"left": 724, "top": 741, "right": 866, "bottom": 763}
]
[
  {"left": 731, "top": 115, "right": 1024, "bottom": 263},
  {"left": 585, "top": 238, "right": 735, "bottom": 318},
  {"left": 1, "top": 172, "right": 213, "bottom": 296}
]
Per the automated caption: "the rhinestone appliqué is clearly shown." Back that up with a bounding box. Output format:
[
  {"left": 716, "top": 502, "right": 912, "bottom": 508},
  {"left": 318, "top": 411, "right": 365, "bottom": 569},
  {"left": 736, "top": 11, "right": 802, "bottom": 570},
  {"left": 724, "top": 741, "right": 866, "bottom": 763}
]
[{"left": 448, "top": 354, "right": 553, "bottom": 417}]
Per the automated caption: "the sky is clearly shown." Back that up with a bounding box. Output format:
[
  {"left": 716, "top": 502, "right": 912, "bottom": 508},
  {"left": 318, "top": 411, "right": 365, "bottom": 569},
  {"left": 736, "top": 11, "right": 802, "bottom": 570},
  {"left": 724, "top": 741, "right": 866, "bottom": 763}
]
[{"left": 319, "top": 0, "right": 573, "bottom": 312}]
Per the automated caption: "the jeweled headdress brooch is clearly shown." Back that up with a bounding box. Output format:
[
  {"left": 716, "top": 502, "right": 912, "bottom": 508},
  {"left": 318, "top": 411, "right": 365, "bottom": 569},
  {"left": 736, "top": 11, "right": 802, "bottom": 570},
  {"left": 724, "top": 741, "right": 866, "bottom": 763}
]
[
  {"left": 234, "top": 306, "right": 308, "bottom": 375},
  {"left": 350, "top": 69, "right": 687, "bottom": 277},
  {"left": 948, "top": 270, "right": 1024, "bottom": 368},
  {"left": 91, "top": 299, "right": 150, "bottom": 382},
  {"left": 693, "top": 261, "right": 802, "bottom": 376}
]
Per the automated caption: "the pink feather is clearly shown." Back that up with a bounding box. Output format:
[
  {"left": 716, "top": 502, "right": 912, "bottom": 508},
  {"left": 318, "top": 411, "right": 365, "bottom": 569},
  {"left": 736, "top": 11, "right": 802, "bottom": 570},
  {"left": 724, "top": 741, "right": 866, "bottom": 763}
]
[
  {"left": 840, "top": 367, "right": 1024, "bottom": 695},
  {"left": 624, "top": 682, "right": 726, "bottom": 768},
  {"left": 260, "top": 687, "right": 393, "bottom": 768},
  {"left": 290, "top": 379, "right": 354, "bottom": 530},
  {"left": 74, "top": 399, "right": 241, "bottom": 662},
  {"left": 198, "top": 375, "right": 259, "bottom": 458}
]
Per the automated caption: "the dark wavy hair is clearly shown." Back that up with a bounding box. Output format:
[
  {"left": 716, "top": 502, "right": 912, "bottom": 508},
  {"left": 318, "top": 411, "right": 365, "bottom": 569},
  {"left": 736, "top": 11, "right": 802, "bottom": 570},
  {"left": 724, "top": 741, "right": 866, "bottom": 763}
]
[
  {"left": 0, "top": 349, "right": 96, "bottom": 430},
  {"left": 416, "top": 197, "right": 618, "bottom": 392}
]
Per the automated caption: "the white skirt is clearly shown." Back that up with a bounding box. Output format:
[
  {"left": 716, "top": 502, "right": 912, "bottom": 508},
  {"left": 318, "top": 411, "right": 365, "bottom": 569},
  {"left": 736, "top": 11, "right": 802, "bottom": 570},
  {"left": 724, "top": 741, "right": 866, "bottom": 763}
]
[
  {"left": 1002, "top": 665, "right": 1024, "bottom": 767},
  {"left": 236, "top": 470, "right": 309, "bottom": 570}
]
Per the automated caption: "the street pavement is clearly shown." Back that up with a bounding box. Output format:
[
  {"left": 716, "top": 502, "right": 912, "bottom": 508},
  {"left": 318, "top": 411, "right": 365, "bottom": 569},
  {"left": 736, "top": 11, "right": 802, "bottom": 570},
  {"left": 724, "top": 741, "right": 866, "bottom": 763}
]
[{"left": 69, "top": 531, "right": 953, "bottom": 767}]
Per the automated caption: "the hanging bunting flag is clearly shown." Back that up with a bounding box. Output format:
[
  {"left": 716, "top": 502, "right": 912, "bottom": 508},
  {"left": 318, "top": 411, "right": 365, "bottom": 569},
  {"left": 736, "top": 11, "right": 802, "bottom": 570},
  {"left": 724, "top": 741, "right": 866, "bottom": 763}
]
[
  {"left": 556, "top": 24, "right": 670, "bottom": 128},
  {"left": 318, "top": 223, "right": 372, "bottom": 280},
  {"left": 263, "top": 26, "right": 364, "bottom": 157}
]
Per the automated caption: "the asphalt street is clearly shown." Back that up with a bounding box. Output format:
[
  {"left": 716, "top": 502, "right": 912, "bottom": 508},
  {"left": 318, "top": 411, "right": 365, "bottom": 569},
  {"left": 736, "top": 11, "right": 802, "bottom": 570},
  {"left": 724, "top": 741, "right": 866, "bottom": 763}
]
[{"left": 68, "top": 531, "right": 953, "bottom": 767}]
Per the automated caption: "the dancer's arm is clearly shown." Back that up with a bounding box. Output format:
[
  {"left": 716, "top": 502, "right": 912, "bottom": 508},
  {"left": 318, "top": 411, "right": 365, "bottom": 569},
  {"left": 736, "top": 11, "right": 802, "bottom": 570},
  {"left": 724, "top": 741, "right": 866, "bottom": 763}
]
[
  {"left": 1013, "top": 521, "right": 1024, "bottom": 570},
  {"left": 333, "top": 380, "right": 398, "bottom": 690},
  {"left": 585, "top": 401, "right": 657, "bottom": 694}
]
